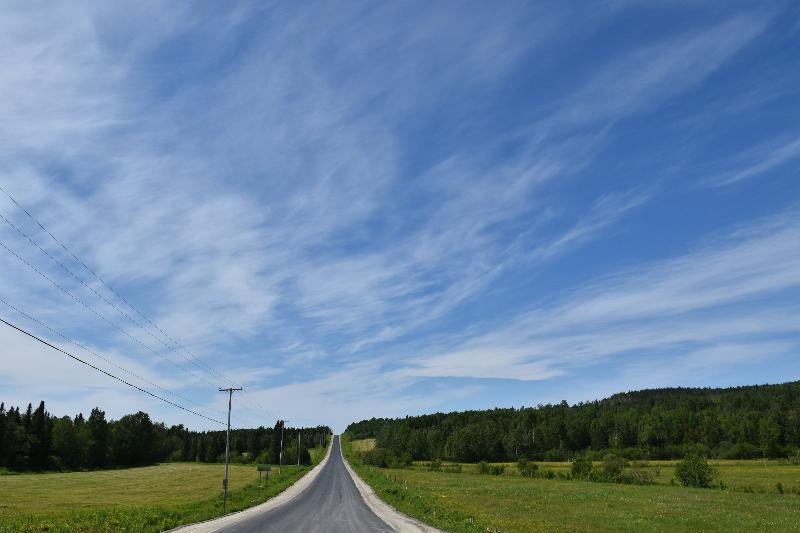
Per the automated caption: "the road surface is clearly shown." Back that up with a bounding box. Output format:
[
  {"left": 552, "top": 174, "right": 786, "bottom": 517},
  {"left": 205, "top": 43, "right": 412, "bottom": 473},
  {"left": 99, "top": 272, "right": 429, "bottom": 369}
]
[{"left": 218, "top": 435, "right": 393, "bottom": 532}]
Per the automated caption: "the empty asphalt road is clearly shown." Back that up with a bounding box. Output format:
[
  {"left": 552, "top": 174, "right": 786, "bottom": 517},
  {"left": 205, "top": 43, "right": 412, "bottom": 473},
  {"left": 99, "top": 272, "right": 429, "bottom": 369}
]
[{"left": 218, "top": 436, "right": 392, "bottom": 532}]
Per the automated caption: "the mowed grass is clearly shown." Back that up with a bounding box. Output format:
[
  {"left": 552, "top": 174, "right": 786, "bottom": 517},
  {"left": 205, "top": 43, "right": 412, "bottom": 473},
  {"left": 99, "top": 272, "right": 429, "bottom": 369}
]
[
  {"left": 0, "top": 463, "right": 258, "bottom": 512},
  {"left": 0, "top": 455, "right": 325, "bottom": 532},
  {"left": 353, "top": 465, "right": 800, "bottom": 533},
  {"left": 341, "top": 438, "right": 800, "bottom": 532}
]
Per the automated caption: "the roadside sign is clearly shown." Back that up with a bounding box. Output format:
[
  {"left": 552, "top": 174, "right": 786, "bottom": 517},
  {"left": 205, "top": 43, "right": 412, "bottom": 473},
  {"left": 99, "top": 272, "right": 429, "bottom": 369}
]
[{"left": 257, "top": 465, "right": 271, "bottom": 472}]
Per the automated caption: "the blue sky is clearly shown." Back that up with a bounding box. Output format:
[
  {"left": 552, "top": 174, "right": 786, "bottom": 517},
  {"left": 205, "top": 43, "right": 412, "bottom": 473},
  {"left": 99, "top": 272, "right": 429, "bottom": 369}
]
[{"left": 0, "top": 1, "right": 799, "bottom": 432}]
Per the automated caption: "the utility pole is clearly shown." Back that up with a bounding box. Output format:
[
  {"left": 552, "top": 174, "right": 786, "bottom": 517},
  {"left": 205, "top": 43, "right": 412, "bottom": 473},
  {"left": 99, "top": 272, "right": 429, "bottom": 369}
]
[
  {"left": 279, "top": 419, "right": 289, "bottom": 475},
  {"left": 219, "top": 387, "right": 242, "bottom": 514},
  {"left": 297, "top": 429, "right": 301, "bottom": 466}
]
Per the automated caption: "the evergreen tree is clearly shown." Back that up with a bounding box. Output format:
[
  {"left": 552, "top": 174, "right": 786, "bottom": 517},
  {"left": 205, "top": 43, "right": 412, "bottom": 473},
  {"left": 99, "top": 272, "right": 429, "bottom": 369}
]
[
  {"left": 30, "top": 401, "right": 51, "bottom": 469},
  {"left": 87, "top": 408, "right": 110, "bottom": 468}
]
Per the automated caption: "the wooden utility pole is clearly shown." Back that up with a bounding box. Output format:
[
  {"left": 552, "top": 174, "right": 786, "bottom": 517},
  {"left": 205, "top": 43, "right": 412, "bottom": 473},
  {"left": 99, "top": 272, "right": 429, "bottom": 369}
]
[
  {"left": 279, "top": 419, "right": 289, "bottom": 475},
  {"left": 219, "top": 387, "right": 242, "bottom": 514}
]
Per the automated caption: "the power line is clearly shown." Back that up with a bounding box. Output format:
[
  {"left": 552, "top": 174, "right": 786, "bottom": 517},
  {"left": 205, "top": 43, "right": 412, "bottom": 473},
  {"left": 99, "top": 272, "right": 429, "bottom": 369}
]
[
  {"left": 0, "top": 184, "right": 240, "bottom": 389},
  {"left": 0, "top": 314, "right": 225, "bottom": 426},
  {"left": 0, "top": 295, "right": 227, "bottom": 419},
  {"left": 0, "top": 237, "right": 220, "bottom": 390},
  {"left": 0, "top": 184, "right": 272, "bottom": 425},
  {"left": 0, "top": 209, "right": 236, "bottom": 387}
]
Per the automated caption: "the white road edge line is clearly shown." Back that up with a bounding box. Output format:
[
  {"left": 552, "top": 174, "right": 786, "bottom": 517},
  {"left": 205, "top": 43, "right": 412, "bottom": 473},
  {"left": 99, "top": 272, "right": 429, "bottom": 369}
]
[
  {"left": 340, "top": 440, "right": 443, "bottom": 533},
  {"left": 167, "top": 439, "right": 334, "bottom": 533}
]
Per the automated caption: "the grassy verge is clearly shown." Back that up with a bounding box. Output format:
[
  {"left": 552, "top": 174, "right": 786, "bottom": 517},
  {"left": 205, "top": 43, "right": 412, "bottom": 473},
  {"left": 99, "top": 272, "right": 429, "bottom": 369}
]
[
  {"left": 1, "top": 440, "right": 330, "bottom": 532},
  {"left": 342, "top": 436, "right": 800, "bottom": 532}
]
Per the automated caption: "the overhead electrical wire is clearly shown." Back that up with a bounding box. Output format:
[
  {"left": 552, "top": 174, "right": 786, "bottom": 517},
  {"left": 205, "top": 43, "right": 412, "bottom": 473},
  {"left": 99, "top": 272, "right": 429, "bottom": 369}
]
[
  {"left": 0, "top": 184, "right": 274, "bottom": 424},
  {"left": 0, "top": 184, "right": 240, "bottom": 389},
  {"left": 0, "top": 314, "right": 225, "bottom": 426},
  {"left": 0, "top": 295, "right": 227, "bottom": 419},
  {"left": 0, "top": 209, "right": 237, "bottom": 388},
  {"left": 0, "top": 237, "right": 221, "bottom": 390}
]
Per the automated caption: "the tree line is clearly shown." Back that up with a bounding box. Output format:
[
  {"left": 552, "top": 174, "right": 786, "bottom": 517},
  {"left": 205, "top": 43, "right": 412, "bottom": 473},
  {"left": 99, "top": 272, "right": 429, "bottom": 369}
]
[
  {"left": 0, "top": 400, "right": 330, "bottom": 471},
  {"left": 346, "top": 381, "right": 800, "bottom": 462}
]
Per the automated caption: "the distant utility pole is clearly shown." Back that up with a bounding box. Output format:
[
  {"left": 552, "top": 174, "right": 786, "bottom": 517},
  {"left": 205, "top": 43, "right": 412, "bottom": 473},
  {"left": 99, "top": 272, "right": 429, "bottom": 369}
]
[
  {"left": 219, "top": 387, "right": 242, "bottom": 514},
  {"left": 279, "top": 419, "right": 290, "bottom": 475},
  {"left": 297, "top": 429, "right": 301, "bottom": 466}
]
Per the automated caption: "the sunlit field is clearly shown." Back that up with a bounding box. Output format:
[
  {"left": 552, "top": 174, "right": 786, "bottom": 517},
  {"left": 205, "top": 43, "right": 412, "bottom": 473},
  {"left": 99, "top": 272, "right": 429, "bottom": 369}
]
[
  {"left": 407, "top": 459, "right": 800, "bottom": 494},
  {"left": 0, "top": 451, "right": 326, "bottom": 532},
  {"left": 344, "top": 438, "right": 800, "bottom": 532}
]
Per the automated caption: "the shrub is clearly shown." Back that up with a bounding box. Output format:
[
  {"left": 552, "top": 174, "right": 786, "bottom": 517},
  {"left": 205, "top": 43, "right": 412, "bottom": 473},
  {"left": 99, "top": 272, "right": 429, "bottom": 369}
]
[
  {"left": 517, "top": 458, "right": 538, "bottom": 478},
  {"left": 571, "top": 454, "right": 592, "bottom": 479},
  {"left": 478, "top": 462, "right": 505, "bottom": 475},
  {"left": 443, "top": 463, "right": 462, "bottom": 473},
  {"left": 490, "top": 464, "right": 505, "bottom": 475},
  {"left": 623, "top": 462, "right": 660, "bottom": 485},
  {"left": 788, "top": 451, "right": 800, "bottom": 465},
  {"left": 360, "top": 447, "right": 411, "bottom": 468},
  {"left": 675, "top": 454, "right": 717, "bottom": 488},
  {"left": 428, "top": 459, "right": 442, "bottom": 472},
  {"left": 602, "top": 453, "right": 626, "bottom": 480},
  {"left": 387, "top": 452, "right": 412, "bottom": 469}
]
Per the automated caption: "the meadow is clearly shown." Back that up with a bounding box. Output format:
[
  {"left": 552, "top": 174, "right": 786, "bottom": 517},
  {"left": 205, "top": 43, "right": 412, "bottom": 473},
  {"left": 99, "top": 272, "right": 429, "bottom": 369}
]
[
  {"left": 0, "top": 445, "right": 327, "bottom": 533},
  {"left": 414, "top": 459, "right": 800, "bottom": 494},
  {"left": 345, "top": 438, "right": 800, "bottom": 532}
]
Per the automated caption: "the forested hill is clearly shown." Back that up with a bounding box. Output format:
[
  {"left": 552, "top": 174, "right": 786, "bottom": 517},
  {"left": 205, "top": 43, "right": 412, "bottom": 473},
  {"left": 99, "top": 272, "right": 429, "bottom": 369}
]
[
  {"left": 345, "top": 381, "right": 800, "bottom": 461},
  {"left": 0, "top": 400, "right": 330, "bottom": 472}
]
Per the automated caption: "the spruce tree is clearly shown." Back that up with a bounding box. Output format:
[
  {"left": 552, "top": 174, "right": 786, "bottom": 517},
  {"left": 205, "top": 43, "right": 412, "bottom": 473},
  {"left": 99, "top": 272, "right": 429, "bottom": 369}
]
[
  {"left": 31, "top": 401, "right": 51, "bottom": 469},
  {"left": 87, "top": 408, "right": 110, "bottom": 468}
]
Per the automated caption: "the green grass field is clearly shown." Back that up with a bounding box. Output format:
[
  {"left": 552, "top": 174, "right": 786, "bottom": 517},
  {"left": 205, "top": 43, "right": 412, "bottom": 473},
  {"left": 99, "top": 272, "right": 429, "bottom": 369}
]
[
  {"left": 0, "top": 445, "right": 328, "bottom": 533},
  {"left": 408, "top": 459, "right": 800, "bottom": 494},
  {"left": 343, "top": 438, "right": 800, "bottom": 532}
]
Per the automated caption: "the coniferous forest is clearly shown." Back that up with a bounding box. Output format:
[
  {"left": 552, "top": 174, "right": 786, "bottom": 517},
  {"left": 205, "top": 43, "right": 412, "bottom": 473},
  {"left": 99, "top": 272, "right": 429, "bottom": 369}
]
[
  {"left": 346, "top": 382, "right": 800, "bottom": 462},
  {"left": 0, "top": 401, "right": 330, "bottom": 472}
]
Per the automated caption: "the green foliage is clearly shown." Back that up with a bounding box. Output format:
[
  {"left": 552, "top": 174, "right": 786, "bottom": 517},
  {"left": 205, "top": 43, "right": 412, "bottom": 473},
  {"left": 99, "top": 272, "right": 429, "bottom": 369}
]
[
  {"left": 477, "top": 461, "right": 504, "bottom": 475},
  {"left": 428, "top": 459, "right": 442, "bottom": 472},
  {"left": 570, "top": 454, "right": 592, "bottom": 478},
  {"left": 358, "top": 447, "right": 412, "bottom": 469},
  {"left": 675, "top": 454, "right": 717, "bottom": 488},
  {"left": 622, "top": 461, "right": 660, "bottom": 485},
  {"left": 0, "top": 400, "right": 330, "bottom": 473},
  {"left": 443, "top": 463, "right": 462, "bottom": 473},
  {"left": 345, "top": 381, "right": 800, "bottom": 462},
  {"left": 517, "top": 457, "right": 538, "bottom": 477},
  {"left": 602, "top": 453, "right": 626, "bottom": 480}
]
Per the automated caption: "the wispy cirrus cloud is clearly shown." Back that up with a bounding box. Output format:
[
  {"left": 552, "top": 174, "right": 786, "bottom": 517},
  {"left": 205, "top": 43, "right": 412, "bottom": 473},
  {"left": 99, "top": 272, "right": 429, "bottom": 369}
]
[
  {"left": 554, "top": 13, "right": 770, "bottom": 127},
  {"left": 0, "top": 2, "right": 796, "bottom": 432},
  {"left": 707, "top": 135, "right": 800, "bottom": 187},
  {"left": 396, "top": 209, "right": 800, "bottom": 383}
]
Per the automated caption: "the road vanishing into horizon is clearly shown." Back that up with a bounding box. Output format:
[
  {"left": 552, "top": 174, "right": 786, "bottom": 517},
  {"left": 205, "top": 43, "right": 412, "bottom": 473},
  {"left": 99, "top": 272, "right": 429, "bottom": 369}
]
[{"left": 218, "top": 435, "right": 393, "bottom": 532}]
